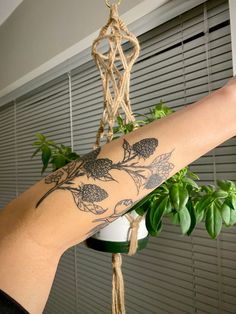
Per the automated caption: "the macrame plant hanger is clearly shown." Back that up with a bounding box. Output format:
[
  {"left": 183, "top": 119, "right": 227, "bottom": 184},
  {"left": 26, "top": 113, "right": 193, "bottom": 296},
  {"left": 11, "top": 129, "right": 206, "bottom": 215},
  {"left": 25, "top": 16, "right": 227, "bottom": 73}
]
[{"left": 91, "top": 1, "right": 142, "bottom": 313}]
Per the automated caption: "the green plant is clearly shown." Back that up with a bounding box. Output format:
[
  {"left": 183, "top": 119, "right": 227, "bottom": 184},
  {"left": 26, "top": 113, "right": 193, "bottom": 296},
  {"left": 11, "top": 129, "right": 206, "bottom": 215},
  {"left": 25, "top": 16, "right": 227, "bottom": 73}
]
[
  {"left": 32, "top": 103, "right": 236, "bottom": 239},
  {"left": 32, "top": 133, "right": 79, "bottom": 174},
  {"left": 112, "top": 102, "right": 236, "bottom": 238}
]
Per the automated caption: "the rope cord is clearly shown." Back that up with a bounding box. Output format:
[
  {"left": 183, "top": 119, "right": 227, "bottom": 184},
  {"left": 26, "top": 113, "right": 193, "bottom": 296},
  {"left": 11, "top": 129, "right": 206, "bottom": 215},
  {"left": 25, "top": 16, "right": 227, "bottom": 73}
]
[
  {"left": 105, "top": 0, "right": 122, "bottom": 8},
  {"left": 112, "top": 253, "right": 126, "bottom": 314},
  {"left": 125, "top": 213, "right": 146, "bottom": 256},
  {"left": 92, "top": 5, "right": 141, "bottom": 314},
  {"left": 92, "top": 4, "right": 140, "bottom": 147}
]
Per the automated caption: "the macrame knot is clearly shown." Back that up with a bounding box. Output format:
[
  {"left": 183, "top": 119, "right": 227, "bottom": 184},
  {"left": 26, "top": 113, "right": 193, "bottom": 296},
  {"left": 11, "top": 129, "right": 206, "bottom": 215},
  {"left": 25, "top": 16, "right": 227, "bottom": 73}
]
[
  {"left": 92, "top": 2, "right": 140, "bottom": 147},
  {"left": 112, "top": 252, "right": 122, "bottom": 268},
  {"left": 110, "top": 4, "right": 119, "bottom": 21},
  {"left": 130, "top": 220, "right": 140, "bottom": 229},
  {"left": 125, "top": 213, "right": 144, "bottom": 256}
]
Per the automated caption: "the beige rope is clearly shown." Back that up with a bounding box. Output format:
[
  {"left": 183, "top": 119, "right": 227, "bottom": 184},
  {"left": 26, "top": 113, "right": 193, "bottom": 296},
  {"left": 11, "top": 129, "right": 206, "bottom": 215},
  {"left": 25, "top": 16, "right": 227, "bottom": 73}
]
[
  {"left": 92, "top": 4, "right": 140, "bottom": 147},
  {"left": 92, "top": 5, "right": 141, "bottom": 314},
  {"left": 125, "top": 213, "right": 145, "bottom": 256},
  {"left": 112, "top": 253, "right": 126, "bottom": 314},
  {"left": 105, "top": 0, "right": 122, "bottom": 8}
]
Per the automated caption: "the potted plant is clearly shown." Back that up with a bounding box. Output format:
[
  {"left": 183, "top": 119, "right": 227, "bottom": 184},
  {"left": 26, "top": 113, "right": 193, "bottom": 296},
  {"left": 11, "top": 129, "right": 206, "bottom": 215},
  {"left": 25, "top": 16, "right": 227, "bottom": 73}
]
[{"left": 32, "top": 102, "right": 236, "bottom": 254}]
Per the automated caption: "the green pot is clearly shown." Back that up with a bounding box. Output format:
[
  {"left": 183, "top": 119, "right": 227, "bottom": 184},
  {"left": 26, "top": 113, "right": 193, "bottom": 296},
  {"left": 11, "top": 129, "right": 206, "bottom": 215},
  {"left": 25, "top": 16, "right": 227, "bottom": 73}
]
[
  {"left": 86, "top": 211, "right": 149, "bottom": 254},
  {"left": 86, "top": 236, "right": 149, "bottom": 254}
]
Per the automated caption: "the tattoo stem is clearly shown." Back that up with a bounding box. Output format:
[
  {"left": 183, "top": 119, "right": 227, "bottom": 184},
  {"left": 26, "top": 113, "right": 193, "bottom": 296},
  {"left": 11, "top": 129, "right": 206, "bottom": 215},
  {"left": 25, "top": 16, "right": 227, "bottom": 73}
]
[{"left": 36, "top": 181, "right": 67, "bottom": 208}]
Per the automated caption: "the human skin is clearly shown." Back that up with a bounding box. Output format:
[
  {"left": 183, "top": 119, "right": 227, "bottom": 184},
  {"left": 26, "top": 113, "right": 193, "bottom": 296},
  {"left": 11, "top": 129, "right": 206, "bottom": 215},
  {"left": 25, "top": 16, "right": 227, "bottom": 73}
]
[{"left": 0, "top": 79, "right": 236, "bottom": 313}]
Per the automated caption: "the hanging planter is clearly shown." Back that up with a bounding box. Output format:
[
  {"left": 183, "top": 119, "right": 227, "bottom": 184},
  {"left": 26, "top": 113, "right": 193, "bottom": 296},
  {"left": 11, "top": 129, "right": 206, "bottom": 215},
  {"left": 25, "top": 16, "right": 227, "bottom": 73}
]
[{"left": 86, "top": 210, "right": 149, "bottom": 254}]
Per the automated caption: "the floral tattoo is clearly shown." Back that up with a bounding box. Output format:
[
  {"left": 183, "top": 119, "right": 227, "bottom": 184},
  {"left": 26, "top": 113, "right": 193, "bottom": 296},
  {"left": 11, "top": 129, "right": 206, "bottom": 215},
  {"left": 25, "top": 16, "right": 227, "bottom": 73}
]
[
  {"left": 85, "top": 199, "right": 134, "bottom": 238},
  {"left": 36, "top": 138, "right": 174, "bottom": 215}
]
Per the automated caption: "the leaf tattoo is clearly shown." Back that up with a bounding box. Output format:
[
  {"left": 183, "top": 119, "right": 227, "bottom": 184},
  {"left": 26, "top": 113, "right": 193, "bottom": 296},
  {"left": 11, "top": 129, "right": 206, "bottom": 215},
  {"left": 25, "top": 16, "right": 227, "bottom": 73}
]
[
  {"left": 86, "top": 198, "right": 134, "bottom": 237},
  {"left": 36, "top": 137, "right": 174, "bottom": 215}
]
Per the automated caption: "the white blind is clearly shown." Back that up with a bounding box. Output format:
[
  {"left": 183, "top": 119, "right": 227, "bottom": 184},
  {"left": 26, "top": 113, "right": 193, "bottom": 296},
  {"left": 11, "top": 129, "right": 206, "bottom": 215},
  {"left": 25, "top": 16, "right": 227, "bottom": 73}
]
[{"left": 0, "top": 0, "right": 235, "bottom": 313}]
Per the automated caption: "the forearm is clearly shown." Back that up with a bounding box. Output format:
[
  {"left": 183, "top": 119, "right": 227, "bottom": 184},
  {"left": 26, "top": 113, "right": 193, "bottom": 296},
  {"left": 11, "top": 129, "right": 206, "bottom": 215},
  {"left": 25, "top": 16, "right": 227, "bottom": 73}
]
[
  {"left": 0, "top": 83, "right": 235, "bottom": 313},
  {"left": 0, "top": 232, "right": 60, "bottom": 314},
  {"left": 9, "top": 83, "right": 235, "bottom": 249}
]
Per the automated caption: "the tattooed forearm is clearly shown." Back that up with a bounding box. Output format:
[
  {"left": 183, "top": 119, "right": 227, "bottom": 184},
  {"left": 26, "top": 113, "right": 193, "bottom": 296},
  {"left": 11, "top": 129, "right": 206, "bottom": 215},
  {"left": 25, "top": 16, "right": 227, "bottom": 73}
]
[{"left": 36, "top": 138, "right": 174, "bottom": 214}]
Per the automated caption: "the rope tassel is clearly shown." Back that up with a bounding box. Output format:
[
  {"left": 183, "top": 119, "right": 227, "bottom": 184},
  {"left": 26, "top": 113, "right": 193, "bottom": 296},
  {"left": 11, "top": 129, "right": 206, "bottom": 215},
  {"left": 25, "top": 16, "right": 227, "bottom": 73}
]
[{"left": 112, "top": 253, "right": 126, "bottom": 314}]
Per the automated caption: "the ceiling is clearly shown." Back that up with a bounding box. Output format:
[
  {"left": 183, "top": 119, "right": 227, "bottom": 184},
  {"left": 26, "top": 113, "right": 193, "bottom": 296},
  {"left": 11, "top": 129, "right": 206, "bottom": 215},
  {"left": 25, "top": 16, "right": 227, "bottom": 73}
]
[{"left": 0, "top": 0, "right": 23, "bottom": 26}]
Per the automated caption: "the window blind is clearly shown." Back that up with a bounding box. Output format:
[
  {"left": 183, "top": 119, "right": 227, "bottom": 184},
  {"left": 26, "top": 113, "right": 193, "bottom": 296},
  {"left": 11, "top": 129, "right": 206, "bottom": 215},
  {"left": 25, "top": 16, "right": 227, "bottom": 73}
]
[
  {"left": 15, "top": 75, "right": 72, "bottom": 193},
  {"left": 0, "top": 0, "right": 235, "bottom": 313},
  {"left": 0, "top": 102, "right": 16, "bottom": 207}
]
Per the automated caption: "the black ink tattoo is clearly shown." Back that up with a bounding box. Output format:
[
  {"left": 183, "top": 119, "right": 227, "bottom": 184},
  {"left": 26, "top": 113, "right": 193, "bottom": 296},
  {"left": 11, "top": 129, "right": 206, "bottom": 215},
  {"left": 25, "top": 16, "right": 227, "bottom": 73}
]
[
  {"left": 86, "top": 199, "right": 134, "bottom": 238},
  {"left": 36, "top": 138, "right": 174, "bottom": 214},
  {"left": 63, "top": 184, "right": 108, "bottom": 214}
]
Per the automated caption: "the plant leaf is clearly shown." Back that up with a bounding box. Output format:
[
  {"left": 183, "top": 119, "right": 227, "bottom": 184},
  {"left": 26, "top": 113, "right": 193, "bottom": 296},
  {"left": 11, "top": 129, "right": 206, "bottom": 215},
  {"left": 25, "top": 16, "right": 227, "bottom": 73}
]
[
  {"left": 36, "top": 133, "right": 46, "bottom": 141},
  {"left": 51, "top": 155, "right": 67, "bottom": 170},
  {"left": 187, "top": 202, "right": 197, "bottom": 236},
  {"left": 41, "top": 145, "right": 52, "bottom": 174},
  {"left": 134, "top": 198, "right": 151, "bottom": 216},
  {"left": 195, "top": 195, "right": 212, "bottom": 215},
  {"left": 179, "top": 206, "right": 191, "bottom": 234},
  {"left": 182, "top": 177, "right": 199, "bottom": 189},
  {"left": 146, "top": 206, "right": 156, "bottom": 236},
  {"left": 217, "top": 180, "right": 235, "bottom": 192},
  {"left": 152, "top": 197, "right": 168, "bottom": 230},
  {"left": 205, "top": 202, "right": 222, "bottom": 239},
  {"left": 113, "top": 126, "right": 120, "bottom": 134},
  {"left": 31, "top": 147, "right": 41, "bottom": 158},
  {"left": 195, "top": 203, "right": 205, "bottom": 223},
  {"left": 213, "top": 190, "right": 228, "bottom": 199},
  {"left": 146, "top": 197, "right": 167, "bottom": 236},
  {"left": 230, "top": 194, "right": 236, "bottom": 210},
  {"left": 164, "top": 198, "right": 172, "bottom": 214},
  {"left": 170, "top": 211, "right": 180, "bottom": 225},
  {"left": 187, "top": 170, "right": 200, "bottom": 180},
  {"left": 230, "top": 208, "right": 236, "bottom": 225},
  {"left": 33, "top": 141, "right": 42, "bottom": 146},
  {"left": 221, "top": 203, "right": 231, "bottom": 225},
  {"left": 224, "top": 195, "right": 236, "bottom": 210},
  {"left": 117, "top": 116, "right": 124, "bottom": 127},
  {"left": 170, "top": 183, "right": 189, "bottom": 211}
]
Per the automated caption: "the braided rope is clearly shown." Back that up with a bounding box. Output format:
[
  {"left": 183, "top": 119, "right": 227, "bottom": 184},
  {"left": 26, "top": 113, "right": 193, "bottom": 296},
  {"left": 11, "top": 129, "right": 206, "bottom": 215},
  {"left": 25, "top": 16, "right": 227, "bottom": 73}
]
[{"left": 92, "top": 4, "right": 140, "bottom": 147}]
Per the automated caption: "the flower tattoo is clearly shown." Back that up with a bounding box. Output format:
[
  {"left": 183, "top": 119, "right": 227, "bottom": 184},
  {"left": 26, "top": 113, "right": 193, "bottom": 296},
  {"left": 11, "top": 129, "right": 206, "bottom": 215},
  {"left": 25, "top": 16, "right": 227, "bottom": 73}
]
[{"left": 36, "top": 137, "right": 174, "bottom": 215}]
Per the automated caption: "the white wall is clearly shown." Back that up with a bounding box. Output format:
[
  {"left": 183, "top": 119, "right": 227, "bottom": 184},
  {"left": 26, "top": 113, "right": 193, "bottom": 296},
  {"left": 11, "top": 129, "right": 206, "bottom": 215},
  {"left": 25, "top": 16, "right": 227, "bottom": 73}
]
[{"left": 0, "top": 0, "right": 144, "bottom": 91}]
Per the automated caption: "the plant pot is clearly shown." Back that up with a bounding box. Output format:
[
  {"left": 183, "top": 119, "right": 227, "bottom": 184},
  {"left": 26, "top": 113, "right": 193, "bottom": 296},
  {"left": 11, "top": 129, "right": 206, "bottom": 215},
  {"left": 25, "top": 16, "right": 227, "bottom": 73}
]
[{"left": 86, "top": 211, "right": 149, "bottom": 254}]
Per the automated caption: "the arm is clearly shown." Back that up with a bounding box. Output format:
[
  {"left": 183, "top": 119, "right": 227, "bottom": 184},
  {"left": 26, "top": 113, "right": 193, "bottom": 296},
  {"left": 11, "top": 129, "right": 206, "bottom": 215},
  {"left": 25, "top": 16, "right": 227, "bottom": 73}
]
[{"left": 0, "top": 82, "right": 236, "bottom": 313}]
